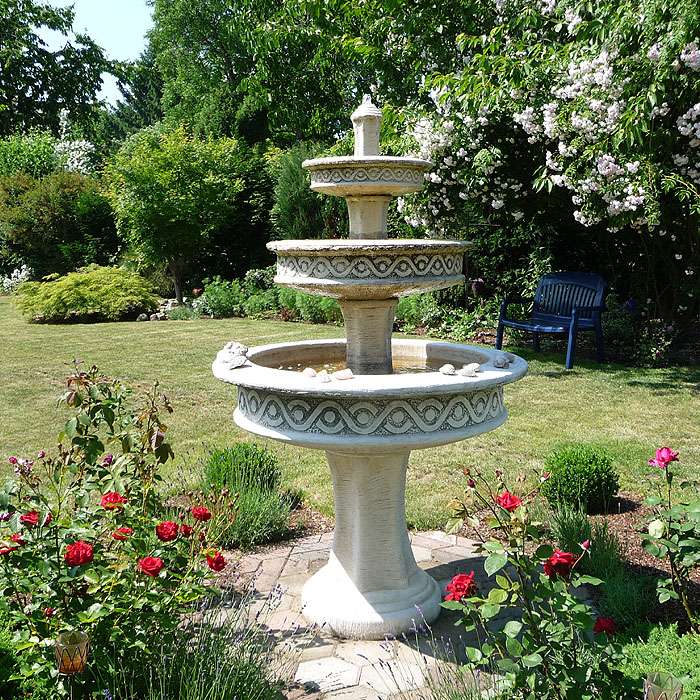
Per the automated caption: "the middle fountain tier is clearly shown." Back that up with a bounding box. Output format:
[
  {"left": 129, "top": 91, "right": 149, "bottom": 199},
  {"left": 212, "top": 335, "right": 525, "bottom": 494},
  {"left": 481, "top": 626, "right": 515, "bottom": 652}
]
[{"left": 213, "top": 95, "right": 527, "bottom": 639}]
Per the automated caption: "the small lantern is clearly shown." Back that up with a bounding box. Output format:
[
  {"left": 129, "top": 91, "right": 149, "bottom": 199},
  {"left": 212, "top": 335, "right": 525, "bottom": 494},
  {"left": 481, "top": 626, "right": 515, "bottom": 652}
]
[
  {"left": 55, "top": 631, "right": 89, "bottom": 675},
  {"left": 644, "top": 673, "right": 683, "bottom": 700}
]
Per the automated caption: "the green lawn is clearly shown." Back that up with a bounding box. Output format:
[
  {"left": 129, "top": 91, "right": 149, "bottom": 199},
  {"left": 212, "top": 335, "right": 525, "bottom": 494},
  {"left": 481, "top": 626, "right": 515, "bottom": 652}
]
[{"left": 2, "top": 296, "right": 698, "bottom": 529}]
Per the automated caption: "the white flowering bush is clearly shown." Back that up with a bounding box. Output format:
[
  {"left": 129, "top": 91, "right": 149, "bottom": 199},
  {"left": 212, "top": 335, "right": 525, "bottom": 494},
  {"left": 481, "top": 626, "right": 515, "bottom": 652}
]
[
  {"left": 54, "top": 109, "right": 95, "bottom": 175},
  {"left": 398, "top": 0, "right": 698, "bottom": 339},
  {"left": 0, "top": 265, "right": 32, "bottom": 294}
]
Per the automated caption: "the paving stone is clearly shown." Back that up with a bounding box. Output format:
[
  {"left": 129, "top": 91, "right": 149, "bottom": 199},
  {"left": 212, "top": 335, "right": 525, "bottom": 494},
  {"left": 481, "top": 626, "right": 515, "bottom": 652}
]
[
  {"left": 283, "top": 556, "right": 312, "bottom": 576},
  {"left": 266, "top": 609, "right": 310, "bottom": 633},
  {"left": 258, "top": 545, "right": 294, "bottom": 560},
  {"left": 420, "top": 531, "right": 456, "bottom": 547},
  {"left": 278, "top": 572, "right": 311, "bottom": 594},
  {"left": 323, "top": 686, "right": 381, "bottom": 699},
  {"left": 335, "top": 640, "right": 395, "bottom": 667},
  {"left": 409, "top": 535, "right": 451, "bottom": 552},
  {"left": 289, "top": 548, "right": 331, "bottom": 563},
  {"left": 299, "top": 639, "right": 337, "bottom": 662},
  {"left": 237, "top": 555, "right": 262, "bottom": 574},
  {"left": 431, "top": 545, "right": 481, "bottom": 565},
  {"left": 410, "top": 545, "right": 432, "bottom": 563},
  {"left": 395, "top": 641, "right": 440, "bottom": 668},
  {"left": 292, "top": 540, "right": 331, "bottom": 554},
  {"left": 295, "top": 657, "right": 360, "bottom": 693},
  {"left": 358, "top": 660, "right": 423, "bottom": 694},
  {"left": 319, "top": 532, "right": 335, "bottom": 543}
]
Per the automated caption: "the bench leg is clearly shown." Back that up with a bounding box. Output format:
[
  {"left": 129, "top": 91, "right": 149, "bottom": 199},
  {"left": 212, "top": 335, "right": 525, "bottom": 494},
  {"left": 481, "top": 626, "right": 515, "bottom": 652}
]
[
  {"left": 533, "top": 332, "right": 541, "bottom": 352},
  {"left": 566, "top": 322, "right": 578, "bottom": 369},
  {"left": 595, "top": 323, "right": 605, "bottom": 363},
  {"left": 495, "top": 321, "right": 504, "bottom": 350}
]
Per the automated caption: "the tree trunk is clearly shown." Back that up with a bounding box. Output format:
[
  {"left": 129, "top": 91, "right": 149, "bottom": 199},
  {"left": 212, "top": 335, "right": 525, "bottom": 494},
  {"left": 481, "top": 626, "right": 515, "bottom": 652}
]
[{"left": 168, "top": 258, "right": 184, "bottom": 303}]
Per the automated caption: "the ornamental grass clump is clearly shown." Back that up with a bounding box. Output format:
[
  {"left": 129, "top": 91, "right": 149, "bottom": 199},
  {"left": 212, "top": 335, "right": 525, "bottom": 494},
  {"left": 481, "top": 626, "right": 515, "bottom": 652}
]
[
  {"left": 642, "top": 446, "right": 700, "bottom": 632},
  {"left": 445, "top": 468, "right": 633, "bottom": 699},
  {"left": 0, "top": 364, "right": 230, "bottom": 697}
]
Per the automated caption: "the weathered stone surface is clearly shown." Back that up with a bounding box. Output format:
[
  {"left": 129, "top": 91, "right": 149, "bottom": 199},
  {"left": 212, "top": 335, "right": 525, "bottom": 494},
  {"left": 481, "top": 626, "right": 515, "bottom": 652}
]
[
  {"left": 295, "top": 657, "right": 360, "bottom": 693},
  {"left": 335, "top": 641, "right": 395, "bottom": 667},
  {"left": 358, "top": 661, "right": 423, "bottom": 694}
]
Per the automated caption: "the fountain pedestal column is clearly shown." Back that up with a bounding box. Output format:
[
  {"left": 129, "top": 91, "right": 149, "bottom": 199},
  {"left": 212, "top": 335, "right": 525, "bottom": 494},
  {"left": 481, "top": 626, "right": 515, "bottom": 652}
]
[
  {"left": 340, "top": 299, "right": 397, "bottom": 375},
  {"left": 301, "top": 451, "right": 441, "bottom": 639}
]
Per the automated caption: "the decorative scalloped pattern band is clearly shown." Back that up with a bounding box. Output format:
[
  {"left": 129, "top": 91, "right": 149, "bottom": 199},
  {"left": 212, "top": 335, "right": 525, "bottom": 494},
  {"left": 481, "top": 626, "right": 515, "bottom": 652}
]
[
  {"left": 276, "top": 254, "right": 463, "bottom": 280},
  {"left": 309, "top": 167, "right": 425, "bottom": 186},
  {"left": 237, "top": 386, "right": 505, "bottom": 437}
]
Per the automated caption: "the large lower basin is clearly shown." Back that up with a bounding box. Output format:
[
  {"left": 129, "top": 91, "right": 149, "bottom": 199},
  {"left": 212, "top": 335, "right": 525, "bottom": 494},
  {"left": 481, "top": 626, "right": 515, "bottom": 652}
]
[{"left": 212, "top": 338, "right": 528, "bottom": 453}]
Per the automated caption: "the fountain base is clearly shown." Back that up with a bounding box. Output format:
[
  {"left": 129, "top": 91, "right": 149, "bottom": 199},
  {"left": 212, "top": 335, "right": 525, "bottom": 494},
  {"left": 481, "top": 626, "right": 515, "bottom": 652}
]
[
  {"left": 301, "top": 552, "right": 441, "bottom": 639},
  {"left": 298, "top": 450, "right": 441, "bottom": 639}
]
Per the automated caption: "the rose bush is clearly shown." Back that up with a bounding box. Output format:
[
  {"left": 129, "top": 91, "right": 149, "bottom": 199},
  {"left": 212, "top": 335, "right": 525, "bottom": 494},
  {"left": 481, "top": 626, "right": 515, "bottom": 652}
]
[
  {"left": 0, "top": 364, "right": 230, "bottom": 698},
  {"left": 445, "top": 468, "right": 632, "bottom": 699},
  {"left": 641, "top": 446, "right": 700, "bottom": 632}
]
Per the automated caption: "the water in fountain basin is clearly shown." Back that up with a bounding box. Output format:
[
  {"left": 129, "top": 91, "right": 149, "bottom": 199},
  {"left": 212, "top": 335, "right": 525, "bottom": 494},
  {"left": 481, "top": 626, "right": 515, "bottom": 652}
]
[{"left": 276, "top": 358, "right": 448, "bottom": 375}]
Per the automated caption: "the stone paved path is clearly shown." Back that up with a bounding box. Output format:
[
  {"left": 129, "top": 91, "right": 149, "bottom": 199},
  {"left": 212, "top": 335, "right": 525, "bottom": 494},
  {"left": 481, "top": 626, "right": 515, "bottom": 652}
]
[{"left": 231, "top": 531, "right": 507, "bottom": 699}]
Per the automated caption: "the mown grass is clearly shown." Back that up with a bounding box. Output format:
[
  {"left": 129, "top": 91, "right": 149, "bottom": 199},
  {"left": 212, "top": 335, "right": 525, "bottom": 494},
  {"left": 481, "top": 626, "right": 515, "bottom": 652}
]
[{"left": 1, "top": 297, "right": 698, "bottom": 529}]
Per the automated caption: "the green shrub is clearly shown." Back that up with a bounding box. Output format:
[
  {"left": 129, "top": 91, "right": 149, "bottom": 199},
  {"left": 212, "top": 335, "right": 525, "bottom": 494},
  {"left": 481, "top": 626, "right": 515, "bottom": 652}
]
[
  {"left": 0, "top": 609, "right": 18, "bottom": 698},
  {"left": 550, "top": 505, "right": 623, "bottom": 578},
  {"left": 204, "top": 444, "right": 282, "bottom": 493},
  {"left": 277, "top": 287, "right": 300, "bottom": 320},
  {"left": 540, "top": 444, "right": 620, "bottom": 514},
  {"left": 168, "top": 305, "right": 201, "bottom": 320},
  {"left": 242, "top": 265, "right": 276, "bottom": 295},
  {"left": 14, "top": 265, "right": 159, "bottom": 323},
  {"left": 0, "top": 131, "right": 60, "bottom": 178},
  {"left": 620, "top": 625, "right": 700, "bottom": 700},
  {"left": 295, "top": 292, "right": 342, "bottom": 324},
  {"left": 0, "top": 171, "right": 119, "bottom": 277},
  {"left": 197, "top": 277, "right": 244, "bottom": 318},
  {"left": 599, "top": 571, "right": 656, "bottom": 629},
  {"left": 242, "top": 289, "right": 279, "bottom": 318},
  {"left": 269, "top": 142, "right": 347, "bottom": 240},
  {"left": 203, "top": 445, "right": 292, "bottom": 549},
  {"left": 396, "top": 293, "right": 443, "bottom": 329}
]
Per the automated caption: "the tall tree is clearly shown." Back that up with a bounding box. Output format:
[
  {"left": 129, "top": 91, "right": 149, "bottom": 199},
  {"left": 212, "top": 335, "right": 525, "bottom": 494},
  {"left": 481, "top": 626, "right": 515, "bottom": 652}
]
[{"left": 0, "top": 0, "right": 109, "bottom": 136}]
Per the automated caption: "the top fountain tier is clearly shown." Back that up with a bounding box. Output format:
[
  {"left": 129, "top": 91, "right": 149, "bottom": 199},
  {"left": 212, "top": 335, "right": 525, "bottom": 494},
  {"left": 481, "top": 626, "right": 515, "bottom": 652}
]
[{"left": 302, "top": 95, "right": 431, "bottom": 239}]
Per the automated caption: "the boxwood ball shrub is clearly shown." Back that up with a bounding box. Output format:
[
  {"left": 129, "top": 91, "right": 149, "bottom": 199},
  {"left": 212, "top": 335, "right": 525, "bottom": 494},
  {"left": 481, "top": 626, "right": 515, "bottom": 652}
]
[
  {"left": 540, "top": 444, "right": 620, "bottom": 513},
  {"left": 14, "top": 265, "right": 159, "bottom": 322},
  {"left": 203, "top": 444, "right": 292, "bottom": 549}
]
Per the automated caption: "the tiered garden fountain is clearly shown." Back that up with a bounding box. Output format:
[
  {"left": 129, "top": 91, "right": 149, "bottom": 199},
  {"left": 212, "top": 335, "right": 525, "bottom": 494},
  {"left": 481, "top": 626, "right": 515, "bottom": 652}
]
[{"left": 213, "top": 97, "right": 527, "bottom": 640}]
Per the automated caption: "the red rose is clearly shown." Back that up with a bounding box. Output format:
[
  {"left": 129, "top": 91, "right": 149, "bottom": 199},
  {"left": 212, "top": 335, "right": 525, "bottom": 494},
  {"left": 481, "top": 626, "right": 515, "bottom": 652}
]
[
  {"left": 0, "top": 535, "right": 20, "bottom": 555},
  {"left": 593, "top": 616, "right": 617, "bottom": 635},
  {"left": 111, "top": 527, "right": 133, "bottom": 541},
  {"left": 138, "top": 556, "right": 164, "bottom": 577},
  {"left": 64, "top": 541, "right": 94, "bottom": 567},
  {"left": 155, "top": 521, "right": 178, "bottom": 542},
  {"left": 19, "top": 511, "right": 39, "bottom": 527},
  {"left": 180, "top": 524, "right": 194, "bottom": 537},
  {"left": 100, "top": 492, "right": 127, "bottom": 510},
  {"left": 444, "top": 572, "right": 477, "bottom": 602},
  {"left": 496, "top": 491, "right": 522, "bottom": 513},
  {"left": 206, "top": 551, "right": 226, "bottom": 572},
  {"left": 44, "top": 607, "right": 55, "bottom": 618},
  {"left": 10, "top": 533, "right": 25, "bottom": 546},
  {"left": 543, "top": 550, "right": 576, "bottom": 580},
  {"left": 191, "top": 506, "right": 211, "bottom": 522}
]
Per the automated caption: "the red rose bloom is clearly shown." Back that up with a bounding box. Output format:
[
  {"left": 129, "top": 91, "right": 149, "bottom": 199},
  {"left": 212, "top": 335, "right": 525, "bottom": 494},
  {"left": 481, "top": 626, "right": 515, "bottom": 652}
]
[
  {"left": 10, "top": 533, "right": 25, "bottom": 546},
  {"left": 444, "top": 572, "right": 477, "bottom": 602},
  {"left": 44, "top": 607, "right": 55, "bottom": 618},
  {"left": 64, "top": 541, "right": 94, "bottom": 567},
  {"left": 100, "top": 492, "right": 127, "bottom": 510},
  {"left": 206, "top": 551, "right": 226, "bottom": 572},
  {"left": 496, "top": 491, "right": 522, "bottom": 513},
  {"left": 593, "top": 616, "right": 617, "bottom": 635},
  {"left": 180, "top": 524, "right": 194, "bottom": 537},
  {"left": 19, "top": 511, "right": 39, "bottom": 527},
  {"left": 191, "top": 506, "right": 211, "bottom": 522},
  {"left": 139, "top": 556, "right": 164, "bottom": 577},
  {"left": 649, "top": 447, "right": 680, "bottom": 469},
  {"left": 111, "top": 527, "right": 133, "bottom": 541},
  {"left": 155, "top": 521, "right": 178, "bottom": 542},
  {"left": 543, "top": 550, "right": 576, "bottom": 580}
]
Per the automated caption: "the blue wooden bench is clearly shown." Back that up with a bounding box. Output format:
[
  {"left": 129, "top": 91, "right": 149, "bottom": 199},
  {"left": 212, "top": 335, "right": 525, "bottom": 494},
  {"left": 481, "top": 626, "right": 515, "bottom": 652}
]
[{"left": 495, "top": 272, "right": 607, "bottom": 369}]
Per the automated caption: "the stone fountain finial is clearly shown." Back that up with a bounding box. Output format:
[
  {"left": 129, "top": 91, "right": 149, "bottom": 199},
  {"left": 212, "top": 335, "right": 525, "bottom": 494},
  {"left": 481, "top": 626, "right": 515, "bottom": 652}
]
[{"left": 351, "top": 95, "right": 383, "bottom": 157}]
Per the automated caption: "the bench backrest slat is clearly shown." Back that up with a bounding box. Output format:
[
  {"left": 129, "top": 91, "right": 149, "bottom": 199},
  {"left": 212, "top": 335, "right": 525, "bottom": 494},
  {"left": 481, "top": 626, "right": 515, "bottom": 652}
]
[{"left": 534, "top": 273, "right": 606, "bottom": 319}]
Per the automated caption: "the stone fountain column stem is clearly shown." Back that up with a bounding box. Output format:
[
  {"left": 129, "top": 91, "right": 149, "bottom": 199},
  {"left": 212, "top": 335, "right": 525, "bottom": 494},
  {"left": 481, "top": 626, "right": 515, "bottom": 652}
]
[
  {"left": 346, "top": 196, "right": 391, "bottom": 239},
  {"left": 340, "top": 299, "right": 397, "bottom": 375},
  {"left": 301, "top": 450, "right": 441, "bottom": 639}
]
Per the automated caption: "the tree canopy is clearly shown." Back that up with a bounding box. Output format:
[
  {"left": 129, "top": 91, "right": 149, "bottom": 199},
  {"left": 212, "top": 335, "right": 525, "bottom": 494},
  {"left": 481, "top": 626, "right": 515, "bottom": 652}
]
[{"left": 0, "top": 0, "right": 109, "bottom": 136}]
